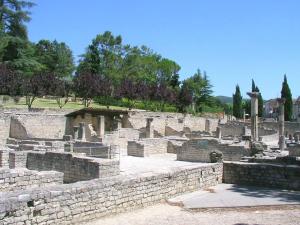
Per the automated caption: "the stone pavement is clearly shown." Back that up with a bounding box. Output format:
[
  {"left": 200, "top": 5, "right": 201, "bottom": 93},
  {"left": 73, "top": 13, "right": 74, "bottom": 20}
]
[{"left": 168, "top": 184, "right": 300, "bottom": 209}]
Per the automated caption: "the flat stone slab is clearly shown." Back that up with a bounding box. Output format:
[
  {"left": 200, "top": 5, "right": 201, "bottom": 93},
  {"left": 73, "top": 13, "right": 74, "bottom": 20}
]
[{"left": 168, "top": 184, "right": 300, "bottom": 209}]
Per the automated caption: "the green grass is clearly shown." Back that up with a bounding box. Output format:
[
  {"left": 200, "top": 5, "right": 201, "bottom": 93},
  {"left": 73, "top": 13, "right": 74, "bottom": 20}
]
[{"left": 2, "top": 97, "right": 127, "bottom": 110}]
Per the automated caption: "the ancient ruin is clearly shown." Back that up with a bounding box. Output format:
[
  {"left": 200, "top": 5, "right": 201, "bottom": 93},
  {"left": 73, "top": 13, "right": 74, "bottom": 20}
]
[{"left": 0, "top": 104, "right": 299, "bottom": 225}]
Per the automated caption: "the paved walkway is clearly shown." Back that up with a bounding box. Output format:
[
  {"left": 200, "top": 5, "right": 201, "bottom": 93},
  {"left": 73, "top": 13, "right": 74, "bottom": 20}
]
[{"left": 168, "top": 184, "right": 300, "bottom": 209}]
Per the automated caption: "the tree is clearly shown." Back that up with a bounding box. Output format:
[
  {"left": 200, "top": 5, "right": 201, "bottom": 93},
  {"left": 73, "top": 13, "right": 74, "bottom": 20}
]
[
  {"left": 281, "top": 74, "right": 293, "bottom": 121},
  {"left": 35, "top": 40, "right": 75, "bottom": 78},
  {"left": 233, "top": 85, "right": 243, "bottom": 118},
  {"left": 0, "top": 63, "right": 22, "bottom": 96},
  {"left": 243, "top": 99, "right": 251, "bottom": 116},
  {"left": 153, "top": 82, "right": 176, "bottom": 111},
  {"left": 116, "top": 78, "right": 144, "bottom": 110},
  {"left": 0, "top": 0, "right": 35, "bottom": 39},
  {"left": 78, "top": 31, "right": 123, "bottom": 85},
  {"left": 177, "top": 82, "right": 192, "bottom": 113},
  {"left": 73, "top": 72, "right": 101, "bottom": 107},
  {"left": 251, "top": 79, "right": 264, "bottom": 117},
  {"left": 54, "top": 79, "right": 72, "bottom": 108},
  {"left": 22, "top": 73, "right": 56, "bottom": 109},
  {"left": 184, "top": 69, "right": 213, "bottom": 112}
]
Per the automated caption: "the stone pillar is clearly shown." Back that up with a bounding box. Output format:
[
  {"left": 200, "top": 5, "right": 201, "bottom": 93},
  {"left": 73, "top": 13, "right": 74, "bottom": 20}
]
[
  {"left": 97, "top": 116, "right": 105, "bottom": 138},
  {"left": 216, "top": 127, "right": 222, "bottom": 139},
  {"left": 247, "top": 92, "right": 260, "bottom": 142},
  {"left": 73, "top": 126, "right": 79, "bottom": 140},
  {"left": 294, "top": 135, "right": 299, "bottom": 143},
  {"left": 78, "top": 122, "right": 86, "bottom": 141},
  {"left": 116, "top": 117, "right": 122, "bottom": 130},
  {"left": 243, "top": 109, "right": 246, "bottom": 122},
  {"left": 146, "top": 118, "right": 154, "bottom": 138},
  {"left": 205, "top": 119, "right": 211, "bottom": 134},
  {"left": 277, "top": 98, "right": 286, "bottom": 150},
  {"left": 0, "top": 150, "right": 9, "bottom": 168}
]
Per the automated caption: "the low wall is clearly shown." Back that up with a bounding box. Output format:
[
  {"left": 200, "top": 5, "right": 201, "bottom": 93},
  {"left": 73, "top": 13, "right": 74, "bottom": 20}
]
[
  {"left": 262, "top": 121, "right": 300, "bottom": 136},
  {"left": 288, "top": 145, "right": 300, "bottom": 157},
  {"left": 26, "top": 152, "right": 120, "bottom": 183},
  {"left": 223, "top": 162, "right": 300, "bottom": 190},
  {"left": 0, "top": 163, "right": 222, "bottom": 224},
  {"left": 9, "top": 151, "right": 28, "bottom": 168},
  {"left": 127, "top": 138, "right": 169, "bottom": 157},
  {"left": 0, "top": 168, "right": 63, "bottom": 192},
  {"left": 177, "top": 139, "right": 249, "bottom": 162}
]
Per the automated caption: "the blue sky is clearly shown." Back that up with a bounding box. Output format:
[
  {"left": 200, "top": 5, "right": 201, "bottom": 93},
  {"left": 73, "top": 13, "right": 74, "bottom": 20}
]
[{"left": 28, "top": 0, "right": 300, "bottom": 99}]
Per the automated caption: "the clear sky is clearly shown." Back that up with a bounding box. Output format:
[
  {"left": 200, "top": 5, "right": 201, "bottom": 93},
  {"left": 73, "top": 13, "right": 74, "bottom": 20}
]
[{"left": 27, "top": 0, "right": 300, "bottom": 100}]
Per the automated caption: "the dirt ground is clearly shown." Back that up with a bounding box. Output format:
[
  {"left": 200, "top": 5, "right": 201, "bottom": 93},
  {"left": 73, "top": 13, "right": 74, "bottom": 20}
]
[{"left": 85, "top": 204, "right": 300, "bottom": 225}]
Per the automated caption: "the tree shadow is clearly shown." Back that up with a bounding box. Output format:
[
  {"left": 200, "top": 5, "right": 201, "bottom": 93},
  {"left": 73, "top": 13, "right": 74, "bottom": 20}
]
[{"left": 227, "top": 184, "right": 300, "bottom": 203}]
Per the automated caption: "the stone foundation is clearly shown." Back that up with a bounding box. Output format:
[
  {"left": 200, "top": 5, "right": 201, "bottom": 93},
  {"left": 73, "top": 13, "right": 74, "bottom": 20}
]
[
  {"left": 0, "top": 168, "right": 63, "bottom": 192},
  {"left": 26, "top": 152, "right": 120, "bottom": 183},
  {"left": 223, "top": 161, "right": 300, "bottom": 190},
  {"left": 0, "top": 163, "right": 222, "bottom": 225},
  {"left": 127, "top": 138, "right": 169, "bottom": 157}
]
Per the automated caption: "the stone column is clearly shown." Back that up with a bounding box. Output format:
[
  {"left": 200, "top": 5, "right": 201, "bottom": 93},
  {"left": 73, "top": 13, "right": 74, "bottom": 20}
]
[
  {"left": 115, "top": 117, "right": 122, "bottom": 130},
  {"left": 97, "top": 116, "right": 105, "bottom": 138},
  {"left": 247, "top": 92, "right": 260, "bottom": 142},
  {"left": 216, "top": 127, "right": 222, "bottom": 139},
  {"left": 205, "top": 119, "right": 211, "bottom": 134},
  {"left": 145, "top": 118, "right": 154, "bottom": 138},
  {"left": 73, "top": 126, "right": 79, "bottom": 140},
  {"left": 243, "top": 109, "right": 246, "bottom": 122},
  {"left": 277, "top": 98, "right": 286, "bottom": 150},
  {"left": 78, "top": 122, "right": 86, "bottom": 141}
]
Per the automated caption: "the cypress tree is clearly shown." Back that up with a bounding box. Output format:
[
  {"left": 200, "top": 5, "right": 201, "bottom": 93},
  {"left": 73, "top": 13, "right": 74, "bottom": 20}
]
[
  {"left": 233, "top": 85, "right": 243, "bottom": 118},
  {"left": 281, "top": 75, "right": 293, "bottom": 121},
  {"left": 251, "top": 79, "right": 256, "bottom": 92}
]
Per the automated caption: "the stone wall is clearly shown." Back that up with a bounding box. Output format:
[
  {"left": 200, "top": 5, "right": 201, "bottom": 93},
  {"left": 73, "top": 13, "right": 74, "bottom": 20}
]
[
  {"left": 0, "top": 168, "right": 63, "bottom": 192},
  {"left": 0, "top": 163, "right": 222, "bottom": 224},
  {"left": 177, "top": 139, "right": 249, "bottom": 162},
  {"left": 9, "top": 151, "right": 28, "bottom": 168},
  {"left": 262, "top": 121, "right": 300, "bottom": 136},
  {"left": 9, "top": 113, "right": 66, "bottom": 139},
  {"left": 0, "top": 112, "right": 11, "bottom": 146},
  {"left": 0, "top": 150, "right": 9, "bottom": 168},
  {"left": 223, "top": 162, "right": 300, "bottom": 190},
  {"left": 288, "top": 145, "right": 300, "bottom": 157},
  {"left": 26, "top": 152, "right": 120, "bottom": 183},
  {"left": 127, "top": 138, "right": 169, "bottom": 157}
]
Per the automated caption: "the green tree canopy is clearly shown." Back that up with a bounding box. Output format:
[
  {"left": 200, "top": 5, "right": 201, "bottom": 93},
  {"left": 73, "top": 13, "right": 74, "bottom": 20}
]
[
  {"left": 281, "top": 74, "right": 293, "bottom": 121},
  {"left": 233, "top": 85, "right": 243, "bottom": 118},
  {"left": 35, "top": 39, "right": 75, "bottom": 78}
]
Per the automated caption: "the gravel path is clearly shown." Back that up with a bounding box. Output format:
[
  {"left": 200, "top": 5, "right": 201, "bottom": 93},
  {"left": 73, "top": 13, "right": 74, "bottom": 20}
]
[{"left": 85, "top": 204, "right": 300, "bottom": 225}]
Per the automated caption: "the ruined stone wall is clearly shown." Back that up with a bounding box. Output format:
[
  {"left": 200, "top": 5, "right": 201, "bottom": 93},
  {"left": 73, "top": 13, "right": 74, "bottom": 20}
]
[
  {"left": 0, "top": 163, "right": 222, "bottom": 224},
  {"left": 9, "top": 151, "right": 28, "bottom": 168},
  {"left": 223, "top": 162, "right": 300, "bottom": 190},
  {"left": 127, "top": 138, "right": 169, "bottom": 157},
  {"left": 0, "top": 112, "right": 11, "bottom": 146},
  {"left": 177, "top": 139, "right": 249, "bottom": 162},
  {"left": 0, "top": 150, "right": 9, "bottom": 168},
  {"left": 262, "top": 121, "right": 300, "bottom": 136},
  {"left": 10, "top": 113, "right": 66, "bottom": 139},
  {"left": 0, "top": 168, "right": 63, "bottom": 192},
  {"left": 26, "top": 152, "right": 120, "bottom": 182},
  {"left": 288, "top": 145, "right": 300, "bottom": 157}
]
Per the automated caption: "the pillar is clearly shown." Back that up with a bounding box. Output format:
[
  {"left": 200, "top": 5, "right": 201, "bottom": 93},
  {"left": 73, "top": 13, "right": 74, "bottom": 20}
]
[
  {"left": 243, "top": 109, "right": 246, "bottom": 122},
  {"left": 78, "top": 122, "right": 86, "bottom": 141},
  {"left": 97, "top": 116, "right": 105, "bottom": 138},
  {"left": 216, "top": 127, "right": 222, "bottom": 139},
  {"left": 247, "top": 92, "right": 260, "bottom": 142},
  {"left": 205, "top": 119, "right": 211, "bottom": 134},
  {"left": 277, "top": 98, "right": 286, "bottom": 150},
  {"left": 146, "top": 118, "right": 154, "bottom": 138},
  {"left": 115, "top": 117, "right": 122, "bottom": 130},
  {"left": 73, "top": 126, "right": 79, "bottom": 140}
]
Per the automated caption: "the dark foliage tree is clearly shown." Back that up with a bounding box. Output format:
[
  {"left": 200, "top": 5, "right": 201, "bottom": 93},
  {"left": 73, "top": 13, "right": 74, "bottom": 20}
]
[
  {"left": 0, "top": 63, "right": 22, "bottom": 96},
  {"left": 177, "top": 82, "right": 192, "bottom": 113},
  {"left": 54, "top": 79, "right": 72, "bottom": 108},
  {"left": 73, "top": 72, "right": 101, "bottom": 107},
  {"left": 243, "top": 99, "right": 251, "bottom": 116},
  {"left": 153, "top": 82, "right": 176, "bottom": 111},
  {"left": 233, "top": 85, "right": 243, "bottom": 118},
  {"left": 251, "top": 79, "right": 264, "bottom": 117},
  {"left": 97, "top": 75, "right": 113, "bottom": 109},
  {"left": 251, "top": 79, "right": 256, "bottom": 92},
  {"left": 116, "top": 78, "right": 145, "bottom": 110},
  {"left": 281, "top": 74, "right": 293, "bottom": 121},
  {"left": 22, "top": 73, "right": 56, "bottom": 109}
]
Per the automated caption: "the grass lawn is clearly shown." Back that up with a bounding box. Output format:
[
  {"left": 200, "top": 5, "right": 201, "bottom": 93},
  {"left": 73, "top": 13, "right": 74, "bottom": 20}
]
[{"left": 1, "top": 97, "right": 127, "bottom": 110}]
